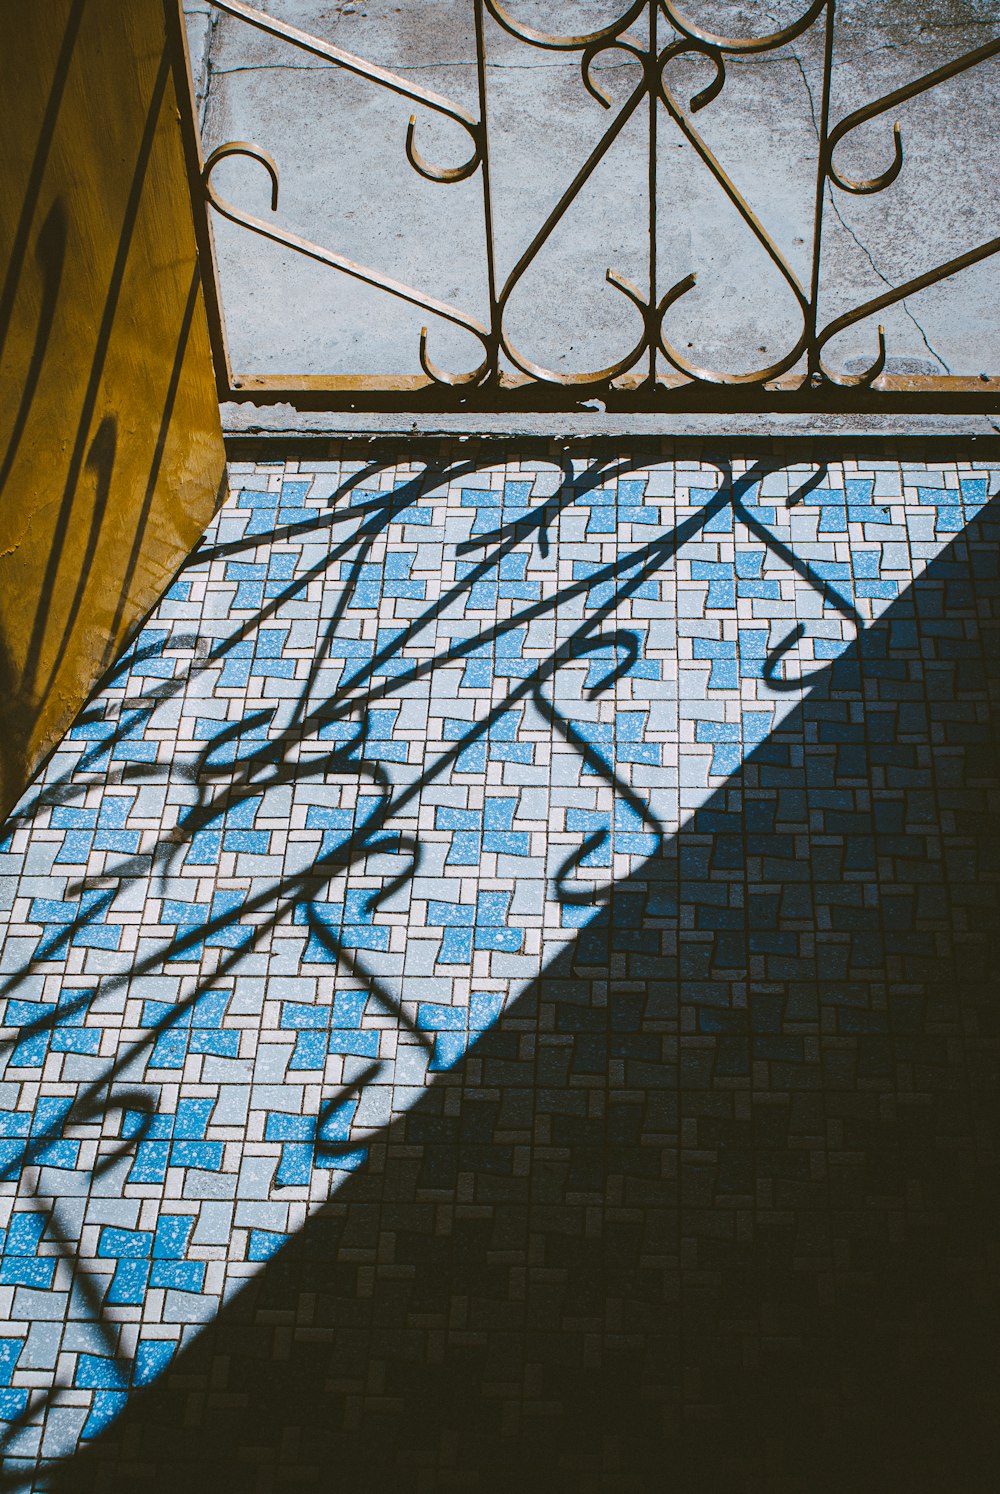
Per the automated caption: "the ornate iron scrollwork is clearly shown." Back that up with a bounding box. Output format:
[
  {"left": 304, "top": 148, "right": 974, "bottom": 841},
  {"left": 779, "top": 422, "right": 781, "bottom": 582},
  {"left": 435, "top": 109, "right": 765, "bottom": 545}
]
[{"left": 174, "top": 0, "right": 1000, "bottom": 411}]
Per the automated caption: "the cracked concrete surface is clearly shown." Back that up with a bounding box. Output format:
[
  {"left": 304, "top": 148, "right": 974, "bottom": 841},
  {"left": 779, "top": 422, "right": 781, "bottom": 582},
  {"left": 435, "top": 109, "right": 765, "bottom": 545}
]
[
  {"left": 783, "top": 41, "right": 952, "bottom": 375},
  {"left": 183, "top": 0, "right": 999, "bottom": 388}
]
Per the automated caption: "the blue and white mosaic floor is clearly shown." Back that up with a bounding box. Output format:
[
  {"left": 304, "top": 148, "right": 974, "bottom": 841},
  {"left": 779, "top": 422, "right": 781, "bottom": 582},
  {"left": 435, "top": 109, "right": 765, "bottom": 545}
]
[{"left": 0, "top": 450, "right": 996, "bottom": 1484}]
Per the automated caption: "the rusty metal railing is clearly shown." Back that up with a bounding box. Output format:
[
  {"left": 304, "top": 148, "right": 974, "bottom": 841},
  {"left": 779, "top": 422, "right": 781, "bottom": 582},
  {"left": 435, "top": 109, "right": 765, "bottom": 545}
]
[{"left": 166, "top": 0, "right": 1000, "bottom": 415}]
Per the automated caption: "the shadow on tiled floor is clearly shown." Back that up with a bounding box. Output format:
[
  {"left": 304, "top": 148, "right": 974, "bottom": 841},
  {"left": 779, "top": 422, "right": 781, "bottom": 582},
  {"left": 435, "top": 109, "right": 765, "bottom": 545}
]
[{"left": 59, "top": 495, "right": 1000, "bottom": 1493}]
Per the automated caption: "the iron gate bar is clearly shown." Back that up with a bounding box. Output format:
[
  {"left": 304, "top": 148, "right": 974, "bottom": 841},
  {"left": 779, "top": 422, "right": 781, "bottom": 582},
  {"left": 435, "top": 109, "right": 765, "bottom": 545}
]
[{"left": 166, "top": 0, "right": 1000, "bottom": 415}]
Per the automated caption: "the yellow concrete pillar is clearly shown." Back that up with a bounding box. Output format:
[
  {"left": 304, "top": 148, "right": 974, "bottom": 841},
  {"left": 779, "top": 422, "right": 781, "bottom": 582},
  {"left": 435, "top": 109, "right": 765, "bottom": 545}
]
[{"left": 0, "top": 0, "right": 225, "bottom": 818}]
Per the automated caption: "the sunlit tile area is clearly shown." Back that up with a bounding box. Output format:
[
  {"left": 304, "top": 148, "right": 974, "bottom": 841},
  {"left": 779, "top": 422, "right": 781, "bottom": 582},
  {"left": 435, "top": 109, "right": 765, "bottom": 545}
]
[{"left": 0, "top": 451, "right": 998, "bottom": 1488}]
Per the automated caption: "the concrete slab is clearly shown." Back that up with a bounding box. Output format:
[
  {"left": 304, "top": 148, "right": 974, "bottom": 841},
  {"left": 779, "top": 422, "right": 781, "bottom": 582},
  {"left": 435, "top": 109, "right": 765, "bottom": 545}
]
[{"left": 185, "top": 1, "right": 1000, "bottom": 385}]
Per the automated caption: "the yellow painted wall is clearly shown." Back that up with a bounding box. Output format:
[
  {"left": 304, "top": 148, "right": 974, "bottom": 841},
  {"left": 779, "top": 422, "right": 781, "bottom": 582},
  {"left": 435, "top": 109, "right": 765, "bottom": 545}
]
[{"left": 0, "top": 0, "right": 225, "bottom": 819}]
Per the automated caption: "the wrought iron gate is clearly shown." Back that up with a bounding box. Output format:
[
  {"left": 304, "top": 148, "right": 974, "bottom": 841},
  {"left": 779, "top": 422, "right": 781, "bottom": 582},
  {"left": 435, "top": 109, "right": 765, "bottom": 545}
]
[{"left": 167, "top": 0, "right": 1000, "bottom": 414}]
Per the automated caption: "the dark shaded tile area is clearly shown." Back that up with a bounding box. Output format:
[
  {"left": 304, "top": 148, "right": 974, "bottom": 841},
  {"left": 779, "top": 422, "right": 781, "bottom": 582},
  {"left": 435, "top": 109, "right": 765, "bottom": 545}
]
[{"left": 53, "top": 499, "right": 1000, "bottom": 1491}]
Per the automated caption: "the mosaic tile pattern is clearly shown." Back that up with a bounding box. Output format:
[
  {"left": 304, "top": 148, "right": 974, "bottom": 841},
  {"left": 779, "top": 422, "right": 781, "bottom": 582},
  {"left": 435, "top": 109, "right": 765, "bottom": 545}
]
[{"left": 0, "top": 453, "right": 998, "bottom": 1488}]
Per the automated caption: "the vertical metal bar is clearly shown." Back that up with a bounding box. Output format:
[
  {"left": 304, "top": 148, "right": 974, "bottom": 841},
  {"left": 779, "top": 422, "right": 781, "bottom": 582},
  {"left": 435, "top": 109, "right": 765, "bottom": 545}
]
[
  {"left": 806, "top": 0, "right": 836, "bottom": 379},
  {"left": 162, "top": 0, "right": 234, "bottom": 400},
  {"left": 474, "top": 0, "right": 499, "bottom": 380},
  {"left": 648, "top": 0, "right": 657, "bottom": 385}
]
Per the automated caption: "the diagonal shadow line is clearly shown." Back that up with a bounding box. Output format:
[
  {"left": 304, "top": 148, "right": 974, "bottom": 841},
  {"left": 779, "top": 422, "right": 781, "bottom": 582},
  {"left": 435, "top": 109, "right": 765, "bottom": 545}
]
[
  {"left": 0, "top": 621, "right": 26, "bottom": 808},
  {"left": 22, "top": 46, "right": 172, "bottom": 710},
  {"left": 0, "top": 457, "right": 943, "bottom": 1145},
  {"left": 48, "top": 414, "right": 118, "bottom": 685},
  {"left": 0, "top": 456, "right": 741, "bottom": 1030},
  {"left": 0, "top": 198, "right": 68, "bottom": 501},
  {"left": 0, "top": 456, "right": 508, "bottom": 847},
  {"left": 0, "top": 451, "right": 642, "bottom": 841},
  {"left": 2, "top": 453, "right": 981, "bottom": 1208},
  {"left": 183, "top": 459, "right": 420, "bottom": 568},
  {"left": 101, "top": 263, "right": 205, "bottom": 663},
  {"left": 0, "top": 0, "right": 84, "bottom": 363},
  {"left": 54, "top": 496, "right": 1000, "bottom": 1493}
]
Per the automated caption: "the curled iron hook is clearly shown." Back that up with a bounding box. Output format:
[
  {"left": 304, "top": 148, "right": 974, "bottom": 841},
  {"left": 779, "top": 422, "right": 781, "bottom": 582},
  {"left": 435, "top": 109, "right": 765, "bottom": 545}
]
[
  {"left": 502, "top": 267, "right": 651, "bottom": 387},
  {"left": 405, "top": 113, "right": 482, "bottom": 184},
  {"left": 208, "top": 0, "right": 482, "bottom": 185},
  {"left": 827, "top": 121, "right": 903, "bottom": 195},
  {"left": 659, "top": 41, "right": 727, "bottom": 114},
  {"left": 203, "top": 140, "right": 492, "bottom": 383},
  {"left": 484, "top": 0, "right": 647, "bottom": 53},
  {"left": 813, "top": 232, "right": 1000, "bottom": 387},
  {"left": 418, "top": 326, "right": 493, "bottom": 387},
  {"left": 825, "top": 34, "right": 1000, "bottom": 194},
  {"left": 659, "top": 0, "right": 829, "bottom": 55},
  {"left": 657, "top": 271, "right": 810, "bottom": 387},
  {"left": 815, "top": 323, "right": 887, "bottom": 388},
  {"left": 654, "top": 42, "right": 811, "bottom": 386},
  {"left": 202, "top": 139, "right": 280, "bottom": 212},
  {"left": 581, "top": 35, "right": 646, "bottom": 110}
]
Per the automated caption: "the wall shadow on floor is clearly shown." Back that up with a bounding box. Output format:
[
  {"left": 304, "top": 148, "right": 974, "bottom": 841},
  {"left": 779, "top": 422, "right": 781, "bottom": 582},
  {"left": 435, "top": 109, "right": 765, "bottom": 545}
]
[{"left": 61, "top": 495, "right": 1000, "bottom": 1493}]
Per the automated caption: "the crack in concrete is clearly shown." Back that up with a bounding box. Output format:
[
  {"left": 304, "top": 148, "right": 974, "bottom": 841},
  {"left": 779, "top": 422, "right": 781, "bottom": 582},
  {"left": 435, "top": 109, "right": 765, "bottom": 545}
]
[
  {"left": 787, "top": 49, "right": 952, "bottom": 374},
  {"left": 207, "top": 58, "right": 640, "bottom": 75},
  {"left": 199, "top": 8, "right": 984, "bottom": 386},
  {"left": 200, "top": 7, "right": 223, "bottom": 134}
]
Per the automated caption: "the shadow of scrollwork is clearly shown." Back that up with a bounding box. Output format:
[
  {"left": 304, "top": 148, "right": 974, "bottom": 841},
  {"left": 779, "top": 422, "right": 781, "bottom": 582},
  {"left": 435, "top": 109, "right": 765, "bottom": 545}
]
[
  {"left": 0, "top": 451, "right": 995, "bottom": 1489},
  {"left": 39, "top": 481, "right": 1000, "bottom": 1494}
]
